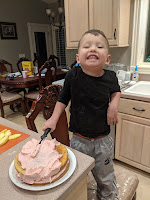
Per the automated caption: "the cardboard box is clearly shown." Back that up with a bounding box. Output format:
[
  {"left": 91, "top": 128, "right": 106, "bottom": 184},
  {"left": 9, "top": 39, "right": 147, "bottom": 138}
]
[{"left": 22, "top": 61, "right": 34, "bottom": 75}]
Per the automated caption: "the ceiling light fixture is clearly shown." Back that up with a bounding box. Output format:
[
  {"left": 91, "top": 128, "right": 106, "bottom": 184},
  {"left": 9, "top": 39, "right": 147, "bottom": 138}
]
[{"left": 46, "top": 0, "right": 65, "bottom": 29}]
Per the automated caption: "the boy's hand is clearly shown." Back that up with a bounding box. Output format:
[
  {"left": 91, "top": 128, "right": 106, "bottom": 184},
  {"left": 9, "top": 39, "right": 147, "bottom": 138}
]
[
  {"left": 42, "top": 101, "right": 66, "bottom": 133},
  {"left": 43, "top": 117, "right": 57, "bottom": 133},
  {"left": 107, "top": 103, "right": 118, "bottom": 125},
  {"left": 107, "top": 92, "right": 120, "bottom": 125}
]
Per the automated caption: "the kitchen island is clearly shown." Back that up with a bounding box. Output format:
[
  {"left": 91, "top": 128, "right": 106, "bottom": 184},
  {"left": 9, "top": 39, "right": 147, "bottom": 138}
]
[{"left": 0, "top": 117, "right": 95, "bottom": 200}]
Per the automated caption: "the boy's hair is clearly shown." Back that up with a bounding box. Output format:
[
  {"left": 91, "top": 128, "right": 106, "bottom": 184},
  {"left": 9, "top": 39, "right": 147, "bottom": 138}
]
[{"left": 78, "top": 29, "right": 109, "bottom": 52}]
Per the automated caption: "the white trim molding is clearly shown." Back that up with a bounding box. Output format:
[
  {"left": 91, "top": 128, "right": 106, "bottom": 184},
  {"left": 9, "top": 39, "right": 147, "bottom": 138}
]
[
  {"left": 130, "top": 0, "right": 150, "bottom": 74},
  {"left": 27, "top": 23, "right": 52, "bottom": 61}
]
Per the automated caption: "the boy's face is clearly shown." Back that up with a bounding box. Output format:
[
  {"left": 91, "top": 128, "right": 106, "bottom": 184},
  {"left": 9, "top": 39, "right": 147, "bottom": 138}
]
[{"left": 76, "top": 33, "right": 111, "bottom": 76}]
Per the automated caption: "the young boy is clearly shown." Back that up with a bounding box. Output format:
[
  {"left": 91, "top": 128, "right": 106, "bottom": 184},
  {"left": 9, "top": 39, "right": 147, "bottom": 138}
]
[{"left": 43, "top": 29, "right": 121, "bottom": 200}]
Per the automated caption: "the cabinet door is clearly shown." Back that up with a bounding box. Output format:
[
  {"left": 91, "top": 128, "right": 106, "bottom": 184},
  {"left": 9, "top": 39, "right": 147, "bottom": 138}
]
[
  {"left": 65, "top": 0, "right": 130, "bottom": 48},
  {"left": 141, "top": 126, "right": 150, "bottom": 167},
  {"left": 89, "top": 0, "right": 118, "bottom": 46},
  {"left": 115, "top": 113, "right": 150, "bottom": 173},
  {"left": 64, "top": 0, "right": 89, "bottom": 49},
  {"left": 89, "top": 0, "right": 130, "bottom": 47}
]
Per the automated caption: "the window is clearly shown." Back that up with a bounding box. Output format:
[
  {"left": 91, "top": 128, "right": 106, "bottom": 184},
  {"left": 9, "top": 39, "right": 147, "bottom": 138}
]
[
  {"left": 145, "top": 1, "right": 150, "bottom": 61},
  {"left": 130, "top": 0, "right": 150, "bottom": 74},
  {"left": 52, "top": 26, "right": 66, "bottom": 66}
]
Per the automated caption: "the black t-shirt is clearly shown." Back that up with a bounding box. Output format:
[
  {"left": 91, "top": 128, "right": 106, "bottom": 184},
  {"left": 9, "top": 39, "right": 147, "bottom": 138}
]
[{"left": 58, "top": 66, "right": 120, "bottom": 138}]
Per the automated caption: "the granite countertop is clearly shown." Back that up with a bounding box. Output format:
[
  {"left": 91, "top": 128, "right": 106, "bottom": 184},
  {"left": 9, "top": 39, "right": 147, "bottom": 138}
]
[{"left": 0, "top": 117, "right": 95, "bottom": 200}]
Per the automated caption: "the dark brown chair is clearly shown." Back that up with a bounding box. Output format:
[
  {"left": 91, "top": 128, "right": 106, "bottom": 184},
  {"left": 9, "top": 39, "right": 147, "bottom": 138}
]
[
  {"left": 17, "top": 57, "right": 30, "bottom": 73},
  {"left": 25, "top": 60, "right": 56, "bottom": 111},
  {"left": 0, "top": 59, "right": 13, "bottom": 73},
  {"left": 38, "top": 60, "right": 56, "bottom": 91},
  {"left": 16, "top": 57, "right": 31, "bottom": 95},
  {"left": 0, "top": 84, "right": 26, "bottom": 118},
  {"left": 49, "top": 54, "right": 60, "bottom": 67},
  {"left": 70, "top": 60, "right": 77, "bottom": 69},
  {"left": 25, "top": 84, "right": 70, "bottom": 146},
  {"left": 0, "top": 59, "right": 22, "bottom": 100},
  {"left": 33, "top": 54, "right": 43, "bottom": 69}
]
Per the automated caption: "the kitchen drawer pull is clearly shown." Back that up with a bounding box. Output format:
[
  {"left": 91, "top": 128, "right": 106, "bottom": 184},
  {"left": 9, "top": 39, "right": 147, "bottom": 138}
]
[
  {"left": 114, "top": 28, "right": 117, "bottom": 40},
  {"left": 133, "top": 107, "right": 145, "bottom": 112}
]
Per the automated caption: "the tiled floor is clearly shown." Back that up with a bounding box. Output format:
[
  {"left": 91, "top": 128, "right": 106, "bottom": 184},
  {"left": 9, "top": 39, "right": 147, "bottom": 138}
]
[{"left": 1, "top": 106, "right": 150, "bottom": 200}]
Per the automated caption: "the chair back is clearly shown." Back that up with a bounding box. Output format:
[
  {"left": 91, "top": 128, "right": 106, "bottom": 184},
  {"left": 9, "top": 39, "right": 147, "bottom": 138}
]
[
  {"left": 38, "top": 60, "right": 56, "bottom": 91},
  {"left": 70, "top": 60, "right": 77, "bottom": 68},
  {"left": 33, "top": 54, "right": 44, "bottom": 69},
  {"left": 25, "top": 84, "right": 70, "bottom": 146},
  {"left": 17, "top": 57, "right": 29, "bottom": 73},
  {"left": 49, "top": 54, "right": 60, "bottom": 67},
  {"left": 0, "top": 59, "right": 13, "bottom": 73}
]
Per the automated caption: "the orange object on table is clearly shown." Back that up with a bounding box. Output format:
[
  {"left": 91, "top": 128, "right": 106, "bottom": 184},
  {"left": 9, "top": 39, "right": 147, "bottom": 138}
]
[
  {"left": 1, "top": 74, "right": 7, "bottom": 77},
  {"left": 0, "top": 124, "right": 30, "bottom": 154}
]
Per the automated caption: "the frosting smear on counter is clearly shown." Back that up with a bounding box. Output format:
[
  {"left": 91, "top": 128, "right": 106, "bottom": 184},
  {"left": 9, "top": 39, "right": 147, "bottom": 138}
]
[{"left": 17, "top": 138, "right": 66, "bottom": 184}]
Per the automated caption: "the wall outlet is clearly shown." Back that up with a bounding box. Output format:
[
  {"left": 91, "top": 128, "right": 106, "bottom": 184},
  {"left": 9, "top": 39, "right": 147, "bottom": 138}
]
[{"left": 19, "top": 54, "right": 25, "bottom": 58}]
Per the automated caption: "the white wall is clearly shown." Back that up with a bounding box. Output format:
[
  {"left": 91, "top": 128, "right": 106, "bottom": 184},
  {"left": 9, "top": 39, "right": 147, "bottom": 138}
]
[{"left": 0, "top": 0, "right": 49, "bottom": 71}]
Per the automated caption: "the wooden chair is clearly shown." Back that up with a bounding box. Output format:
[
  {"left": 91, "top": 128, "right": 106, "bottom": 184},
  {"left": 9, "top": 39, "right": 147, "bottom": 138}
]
[
  {"left": 87, "top": 164, "right": 139, "bottom": 200},
  {"left": 49, "top": 54, "right": 60, "bottom": 67},
  {"left": 25, "top": 60, "right": 56, "bottom": 112},
  {"left": 38, "top": 60, "right": 56, "bottom": 91},
  {"left": 70, "top": 60, "right": 77, "bottom": 69},
  {"left": 33, "top": 54, "right": 43, "bottom": 69},
  {"left": 0, "top": 59, "right": 24, "bottom": 103},
  {"left": 16, "top": 57, "right": 31, "bottom": 95},
  {"left": 0, "top": 84, "right": 26, "bottom": 118},
  {"left": 0, "top": 59, "right": 13, "bottom": 74},
  {"left": 25, "top": 84, "right": 70, "bottom": 146},
  {"left": 17, "top": 57, "right": 30, "bottom": 73}
]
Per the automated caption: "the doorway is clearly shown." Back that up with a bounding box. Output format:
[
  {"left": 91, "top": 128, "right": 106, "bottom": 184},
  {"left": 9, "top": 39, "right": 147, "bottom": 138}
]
[{"left": 27, "top": 23, "right": 52, "bottom": 63}]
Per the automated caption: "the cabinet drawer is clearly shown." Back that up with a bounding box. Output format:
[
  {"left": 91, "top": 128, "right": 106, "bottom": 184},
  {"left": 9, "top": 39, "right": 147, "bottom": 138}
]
[{"left": 118, "top": 98, "right": 150, "bottom": 119}]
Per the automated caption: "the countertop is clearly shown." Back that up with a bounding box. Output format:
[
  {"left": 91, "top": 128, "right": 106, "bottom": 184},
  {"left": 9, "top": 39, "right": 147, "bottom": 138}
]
[
  {"left": 120, "top": 75, "right": 150, "bottom": 102},
  {"left": 0, "top": 117, "right": 95, "bottom": 200},
  {"left": 121, "top": 85, "right": 150, "bottom": 103}
]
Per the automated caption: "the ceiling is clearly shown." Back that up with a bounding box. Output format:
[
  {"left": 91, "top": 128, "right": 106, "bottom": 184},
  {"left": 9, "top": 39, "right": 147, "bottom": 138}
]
[{"left": 41, "top": 0, "right": 57, "bottom": 4}]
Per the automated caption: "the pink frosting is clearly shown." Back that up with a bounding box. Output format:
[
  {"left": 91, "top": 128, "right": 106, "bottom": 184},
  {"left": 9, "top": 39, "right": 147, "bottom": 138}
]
[{"left": 17, "top": 138, "right": 67, "bottom": 184}]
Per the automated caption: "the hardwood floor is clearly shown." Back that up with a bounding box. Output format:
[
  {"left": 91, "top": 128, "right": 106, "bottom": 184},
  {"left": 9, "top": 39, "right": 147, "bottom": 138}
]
[{"left": 1, "top": 106, "right": 150, "bottom": 200}]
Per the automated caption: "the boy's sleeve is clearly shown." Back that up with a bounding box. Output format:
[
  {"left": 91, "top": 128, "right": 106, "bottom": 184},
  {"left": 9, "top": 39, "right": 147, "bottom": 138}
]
[
  {"left": 110, "top": 72, "right": 121, "bottom": 95},
  {"left": 57, "top": 71, "right": 71, "bottom": 106}
]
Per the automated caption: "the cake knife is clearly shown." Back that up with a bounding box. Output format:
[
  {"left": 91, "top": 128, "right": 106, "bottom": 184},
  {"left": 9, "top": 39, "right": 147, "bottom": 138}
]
[{"left": 39, "top": 128, "right": 51, "bottom": 144}]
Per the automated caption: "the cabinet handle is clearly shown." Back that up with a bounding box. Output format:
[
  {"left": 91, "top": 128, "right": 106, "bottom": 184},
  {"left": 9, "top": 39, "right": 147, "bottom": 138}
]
[
  {"left": 133, "top": 107, "right": 145, "bottom": 112},
  {"left": 114, "top": 29, "right": 116, "bottom": 40}
]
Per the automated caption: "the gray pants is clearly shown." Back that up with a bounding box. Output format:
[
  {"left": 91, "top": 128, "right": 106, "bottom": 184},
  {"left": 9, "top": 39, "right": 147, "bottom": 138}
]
[{"left": 70, "top": 134, "right": 118, "bottom": 200}]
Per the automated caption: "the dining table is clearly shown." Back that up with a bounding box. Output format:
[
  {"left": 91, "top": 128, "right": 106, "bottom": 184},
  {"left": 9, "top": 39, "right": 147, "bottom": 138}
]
[
  {"left": 0, "top": 117, "right": 95, "bottom": 200},
  {"left": 0, "top": 69, "right": 67, "bottom": 89}
]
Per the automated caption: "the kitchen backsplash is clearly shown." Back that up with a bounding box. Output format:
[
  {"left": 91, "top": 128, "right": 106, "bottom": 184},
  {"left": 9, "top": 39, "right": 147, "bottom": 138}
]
[
  {"left": 139, "top": 74, "right": 150, "bottom": 81},
  {"left": 66, "top": 49, "right": 78, "bottom": 66},
  {"left": 66, "top": 46, "right": 131, "bottom": 69}
]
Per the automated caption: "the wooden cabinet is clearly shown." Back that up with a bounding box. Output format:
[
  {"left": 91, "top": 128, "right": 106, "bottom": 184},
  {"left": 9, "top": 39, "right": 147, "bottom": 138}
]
[
  {"left": 64, "top": 0, "right": 130, "bottom": 49},
  {"left": 115, "top": 98, "right": 150, "bottom": 173},
  {"left": 64, "top": 0, "right": 88, "bottom": 49}
]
